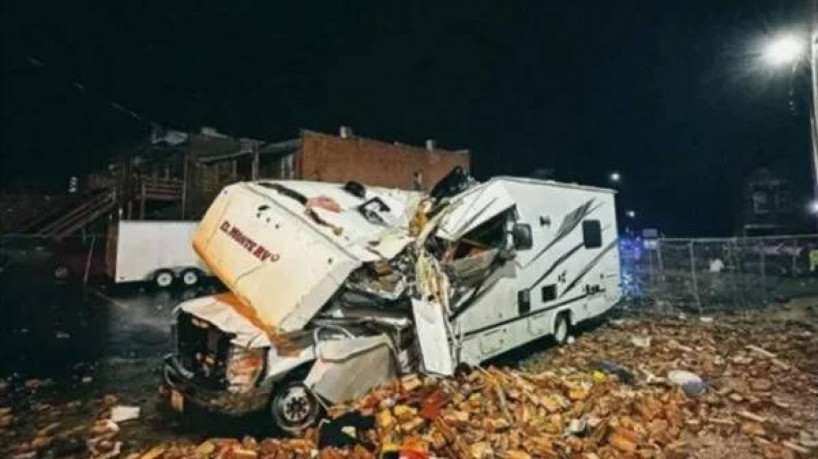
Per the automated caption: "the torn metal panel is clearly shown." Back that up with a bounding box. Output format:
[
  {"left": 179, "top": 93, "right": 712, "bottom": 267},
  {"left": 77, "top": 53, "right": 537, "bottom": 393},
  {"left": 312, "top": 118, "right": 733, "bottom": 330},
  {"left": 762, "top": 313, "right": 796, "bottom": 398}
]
[
  {"left": 411, "top": 299, "right": 455, "bottom": 376},
  {"left": 304, "top": 335, "right": 397, "bottom": 403},
  {"left": 436, "top": 181, "right": 516, "bottom": 241},
  {"left": 193, "top": 181, "right": 419, "bottom": 333},
  {"left": 177, "top": 294, "right": 269, "bottom": 348},
  {"left": 446, "top": 249, "right": 500, "bottom": 286},
  {"left": 266, "top": 345, "right": 316, "bottom": 381}
]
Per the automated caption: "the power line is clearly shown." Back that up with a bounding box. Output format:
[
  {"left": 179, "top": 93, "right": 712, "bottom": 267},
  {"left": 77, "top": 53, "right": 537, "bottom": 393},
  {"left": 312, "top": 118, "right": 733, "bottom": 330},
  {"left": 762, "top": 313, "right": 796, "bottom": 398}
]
[{"left": 22, "top": 54, "right": 154, "bottom": 127}]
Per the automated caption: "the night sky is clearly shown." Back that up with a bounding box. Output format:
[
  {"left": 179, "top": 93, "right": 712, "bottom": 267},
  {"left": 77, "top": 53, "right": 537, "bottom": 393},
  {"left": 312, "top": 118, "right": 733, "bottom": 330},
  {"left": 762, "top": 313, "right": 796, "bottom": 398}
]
[{"left": 1, "top": 0, "right": 813, "bottom": 236}]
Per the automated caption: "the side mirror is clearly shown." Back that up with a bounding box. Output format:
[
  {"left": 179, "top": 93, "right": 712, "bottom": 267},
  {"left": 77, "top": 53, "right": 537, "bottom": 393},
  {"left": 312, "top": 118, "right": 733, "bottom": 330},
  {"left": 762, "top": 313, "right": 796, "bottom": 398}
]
[{"left": 511, "top": 223, "right": 533, "bottom": 251}]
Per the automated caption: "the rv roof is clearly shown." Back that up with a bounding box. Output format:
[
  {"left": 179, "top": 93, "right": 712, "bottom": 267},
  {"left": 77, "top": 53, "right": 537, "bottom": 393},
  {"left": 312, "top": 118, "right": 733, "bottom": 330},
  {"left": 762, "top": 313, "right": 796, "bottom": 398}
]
[{"left": 488, "top": 176, "right": 617, "bottom": 194}]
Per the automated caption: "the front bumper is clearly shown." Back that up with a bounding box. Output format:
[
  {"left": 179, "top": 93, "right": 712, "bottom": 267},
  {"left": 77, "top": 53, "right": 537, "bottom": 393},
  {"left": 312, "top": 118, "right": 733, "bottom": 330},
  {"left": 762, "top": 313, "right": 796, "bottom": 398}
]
[{"left": 161, "top": 354, "right": 271, "bottom": 416}]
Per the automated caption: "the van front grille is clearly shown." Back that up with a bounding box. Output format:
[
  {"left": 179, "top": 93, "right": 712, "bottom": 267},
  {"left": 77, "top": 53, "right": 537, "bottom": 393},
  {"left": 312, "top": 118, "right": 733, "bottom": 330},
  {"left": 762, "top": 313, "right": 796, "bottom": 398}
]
[{"left": 176, "top": 311, "right": 233, "bottom": 389}]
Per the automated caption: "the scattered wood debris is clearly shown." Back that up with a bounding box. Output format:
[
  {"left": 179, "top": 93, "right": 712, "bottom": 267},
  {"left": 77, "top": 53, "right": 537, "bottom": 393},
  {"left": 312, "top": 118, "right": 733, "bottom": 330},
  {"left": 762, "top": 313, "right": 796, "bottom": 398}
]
[{"left": 2, "top": 307, "right": 816, "bottom": 458}]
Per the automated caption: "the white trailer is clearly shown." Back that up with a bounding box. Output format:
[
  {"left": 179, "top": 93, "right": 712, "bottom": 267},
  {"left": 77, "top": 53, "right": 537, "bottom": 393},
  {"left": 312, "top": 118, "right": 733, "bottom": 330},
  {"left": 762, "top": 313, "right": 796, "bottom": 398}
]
[
  {"left": 106, "top": 220, "right": 211, "bottom": 288},
  {"left": 161, "top": 173, "right": 621, "bottom": 432}
]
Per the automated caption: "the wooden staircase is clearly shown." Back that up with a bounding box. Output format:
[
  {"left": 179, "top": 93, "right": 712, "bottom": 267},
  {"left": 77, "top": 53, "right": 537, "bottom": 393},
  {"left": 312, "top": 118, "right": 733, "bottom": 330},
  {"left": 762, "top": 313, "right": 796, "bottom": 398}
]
[
  {"left": 10, "top": 174, "right": 184, "bottom": 241},
  {"left": 33, "top": 190, "right": 117, "bottom": 241}
]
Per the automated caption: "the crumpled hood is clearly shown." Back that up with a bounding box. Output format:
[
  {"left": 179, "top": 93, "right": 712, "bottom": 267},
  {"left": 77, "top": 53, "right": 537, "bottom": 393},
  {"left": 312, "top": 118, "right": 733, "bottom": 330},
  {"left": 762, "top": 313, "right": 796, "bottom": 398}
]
[
  {"left": 192, "top": 180, "right": 418, "bottom": 333},
  {"left": 177, "top": 293, "right": 269, "bottom": 348}
]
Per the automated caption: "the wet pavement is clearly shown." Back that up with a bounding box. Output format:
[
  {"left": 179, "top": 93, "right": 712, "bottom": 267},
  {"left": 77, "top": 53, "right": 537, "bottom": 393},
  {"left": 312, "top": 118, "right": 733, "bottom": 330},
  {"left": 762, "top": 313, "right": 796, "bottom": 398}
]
[
  {"left": 0, "top": 268, "right": 267, "bottom": 456},
  {"left": 0, "top": 269, "right": 205, "bottom": 382}
]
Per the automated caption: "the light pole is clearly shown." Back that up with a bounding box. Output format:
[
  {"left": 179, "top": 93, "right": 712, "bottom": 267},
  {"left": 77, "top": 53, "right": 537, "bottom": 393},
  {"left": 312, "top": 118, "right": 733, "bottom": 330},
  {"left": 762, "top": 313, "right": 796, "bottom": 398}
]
[{"left": 762, "top": 28, "right": 818, "bottom": 221}]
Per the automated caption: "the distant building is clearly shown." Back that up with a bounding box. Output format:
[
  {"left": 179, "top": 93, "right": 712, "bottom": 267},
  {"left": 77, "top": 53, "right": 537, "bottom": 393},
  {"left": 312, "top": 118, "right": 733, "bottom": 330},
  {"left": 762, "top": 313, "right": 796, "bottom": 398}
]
[
  {"left": 741, "top": 167, "right": 800, "bottom": 236},
  {"left": 176, "top": 126, "right": 469, "bottom": 219},
  {"left": 10, "top": 126, "right": 470, "bottom": 240}
]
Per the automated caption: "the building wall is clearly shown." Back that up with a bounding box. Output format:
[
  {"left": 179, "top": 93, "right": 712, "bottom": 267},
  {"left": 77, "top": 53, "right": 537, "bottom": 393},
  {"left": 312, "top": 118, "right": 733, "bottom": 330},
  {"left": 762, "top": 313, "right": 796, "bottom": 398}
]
[{"left": 298, "top": 130, "right": 470, "bottom": 190}]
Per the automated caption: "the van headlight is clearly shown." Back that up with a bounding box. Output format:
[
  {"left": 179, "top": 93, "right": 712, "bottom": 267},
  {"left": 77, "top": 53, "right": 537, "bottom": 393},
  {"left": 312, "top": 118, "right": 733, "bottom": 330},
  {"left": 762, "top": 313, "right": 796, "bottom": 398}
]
[{"left": 226, "top": 346, "right": 266, "bottom": 393}]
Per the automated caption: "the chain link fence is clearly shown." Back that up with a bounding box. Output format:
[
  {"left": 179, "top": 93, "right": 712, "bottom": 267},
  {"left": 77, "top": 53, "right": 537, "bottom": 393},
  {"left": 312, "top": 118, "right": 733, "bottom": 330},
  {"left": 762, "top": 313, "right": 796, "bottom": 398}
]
[{"left": 620, "top": 235, "right": 818, "bottom": 315}]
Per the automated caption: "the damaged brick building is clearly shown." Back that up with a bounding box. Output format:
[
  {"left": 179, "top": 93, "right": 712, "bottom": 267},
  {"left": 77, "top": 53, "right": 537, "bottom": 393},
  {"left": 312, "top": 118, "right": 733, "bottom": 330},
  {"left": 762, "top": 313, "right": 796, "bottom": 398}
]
[{"left": 9, "top": 126, "right": 470, "bottom": 240}]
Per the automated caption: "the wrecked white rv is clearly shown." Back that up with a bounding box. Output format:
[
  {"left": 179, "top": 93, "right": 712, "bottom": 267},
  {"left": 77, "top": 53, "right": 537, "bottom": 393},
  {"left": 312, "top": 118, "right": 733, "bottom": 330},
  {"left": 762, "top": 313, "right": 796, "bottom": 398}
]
[{"left": 162, "top": 169, "right": 622, "bottom": 432}]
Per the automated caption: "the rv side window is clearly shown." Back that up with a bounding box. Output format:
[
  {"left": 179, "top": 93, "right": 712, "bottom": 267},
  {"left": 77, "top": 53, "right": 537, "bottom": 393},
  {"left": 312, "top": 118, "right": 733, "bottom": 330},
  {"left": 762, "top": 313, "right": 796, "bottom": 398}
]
[
  {"left": 582, "top": 220, "right": 602, "bottom": 249},
  {"left": 541, "top": 284, "right": 557, "bottom": 302}
]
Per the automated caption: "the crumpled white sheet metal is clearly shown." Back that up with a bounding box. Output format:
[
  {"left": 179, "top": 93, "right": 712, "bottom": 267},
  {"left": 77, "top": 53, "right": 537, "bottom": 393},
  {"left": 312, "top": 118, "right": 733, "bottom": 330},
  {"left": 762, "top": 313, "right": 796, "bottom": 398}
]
[
  {"left": 193, "top": 181, "right": 419, "bottom": 333},
  {"left": 247, "top": 181, "right": 420, "bottom": 262},
  {"left": 304, "top": 334, "right": 397, "bottom": 403},
  {"left": 436, "top": 180, "right": 516, "bottom": 241},
  {"left": 177, "top": 295, "right": 322, "bottom": 382},
  {"left": 177, "top": 295, "right": 269, "bottom": 348},
  {"left": 411, "top": 299, "right": 455, "bottom": 376}
]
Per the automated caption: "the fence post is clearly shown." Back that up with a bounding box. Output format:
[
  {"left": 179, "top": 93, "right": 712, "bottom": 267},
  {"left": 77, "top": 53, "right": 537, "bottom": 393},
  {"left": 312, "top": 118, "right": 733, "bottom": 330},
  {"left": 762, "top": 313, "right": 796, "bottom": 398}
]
[
  {"left": 759, "top": 247, "right": 767, "bottom": 303},
  {"left": 657, "top": 241, "right": 665, "bottom": 279},
  {"left": 83, "top": 234, "right": 96, "bottom": 286},
  {"left": 689, "top": 241, "right": 703, "bottom": 313}
]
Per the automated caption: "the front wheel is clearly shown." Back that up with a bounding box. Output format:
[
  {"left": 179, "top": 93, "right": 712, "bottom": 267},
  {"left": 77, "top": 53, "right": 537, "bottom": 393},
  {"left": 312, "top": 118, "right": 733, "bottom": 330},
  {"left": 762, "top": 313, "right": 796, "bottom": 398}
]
[
  {"left": 554, "top": 312, "right": 571, "bottom": 345},
  {"left": 270, "top": 382, "right": 322, "bottom": 435}
]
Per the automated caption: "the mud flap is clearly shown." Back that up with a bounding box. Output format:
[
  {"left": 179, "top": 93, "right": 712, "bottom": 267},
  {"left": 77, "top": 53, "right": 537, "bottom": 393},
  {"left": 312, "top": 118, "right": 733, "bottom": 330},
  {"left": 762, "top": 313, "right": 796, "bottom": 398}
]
[{"left": 411, "top": 298, "right": 455, "bottom": 376}]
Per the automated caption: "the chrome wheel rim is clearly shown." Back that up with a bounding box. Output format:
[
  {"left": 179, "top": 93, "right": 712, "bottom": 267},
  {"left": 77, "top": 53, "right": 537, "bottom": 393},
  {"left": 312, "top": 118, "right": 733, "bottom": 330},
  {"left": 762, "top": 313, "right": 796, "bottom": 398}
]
[
  {"left": 182, "top": 271, "right": 198, "bottom": 285},
  {"left": 156, "top": 272, "right": 173, "bottom": 287},
  {"left": 272, "top": 385, "right": 319, "bottom": 433}
]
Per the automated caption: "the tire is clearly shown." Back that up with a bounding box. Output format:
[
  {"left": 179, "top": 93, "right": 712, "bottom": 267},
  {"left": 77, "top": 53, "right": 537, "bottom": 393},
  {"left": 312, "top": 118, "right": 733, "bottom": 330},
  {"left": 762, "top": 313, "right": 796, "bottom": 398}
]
[
  {"left": 270, "top": 381, "right": 322, "bottom": 435},
  {"left": 180, "top": 268, "right": 201, "bottom": 287},
  {"left": 554, "top": 312, "right": 571, "bottom": 345},
  {"left": 153, "top": 269, "right": 175, "bottom": 289}
]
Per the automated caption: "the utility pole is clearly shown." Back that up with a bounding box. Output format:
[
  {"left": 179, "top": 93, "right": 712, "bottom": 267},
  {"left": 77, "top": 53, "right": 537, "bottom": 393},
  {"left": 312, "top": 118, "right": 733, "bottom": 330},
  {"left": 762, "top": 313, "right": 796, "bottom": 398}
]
[{"left": 810, "top": 1, "right": 818, "bottom": 210}]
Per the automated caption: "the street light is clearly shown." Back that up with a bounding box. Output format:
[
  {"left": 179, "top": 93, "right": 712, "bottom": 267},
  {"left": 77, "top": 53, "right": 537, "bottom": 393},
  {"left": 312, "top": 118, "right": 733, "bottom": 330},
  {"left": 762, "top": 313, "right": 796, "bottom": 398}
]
[
  {"left": 608, "top": 171, "right": 622, "bottom": 184},
  {"left": 760, "top": 29, "right": 818, "bottom": 224},
  {"left": 625, "top": 210, "right": 636, "bottom": 219},
  {"left": 763, "top": 34, "right": 806, "bottom": 67}
]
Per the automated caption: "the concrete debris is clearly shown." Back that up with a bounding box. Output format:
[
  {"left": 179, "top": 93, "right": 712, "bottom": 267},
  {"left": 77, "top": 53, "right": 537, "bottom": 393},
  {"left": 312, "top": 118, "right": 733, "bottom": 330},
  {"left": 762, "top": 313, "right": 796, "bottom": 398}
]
[
  {"left": 4, "top": 275, "right": 817, "bottom": 459},
  {"left": 122, "top": 306, "right": 817, "bottom": 458},
  {"left": 630, "top": 335, "right": 651, "bottom": 348},
  {"left": 110, "top": 405, "right": 141, "bottom": 423},
  {"left": 133, "top": 366, "right": 694, "bottom": 458},
  {"left": 524, "top": 311, "right": 818, "bottom": 458},
  {"left": 667, "top": 370, "right": 707, "bottom": 396},
  {"left": 2, "top": 307, "right": 817, "bottom": 458}
]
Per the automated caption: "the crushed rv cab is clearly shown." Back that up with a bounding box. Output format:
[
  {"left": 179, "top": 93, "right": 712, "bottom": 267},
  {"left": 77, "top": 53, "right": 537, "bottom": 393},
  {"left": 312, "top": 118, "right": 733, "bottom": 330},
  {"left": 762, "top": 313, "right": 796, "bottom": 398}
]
[{"left": 162, "top": 168, "right": 622, "bottom": 433}]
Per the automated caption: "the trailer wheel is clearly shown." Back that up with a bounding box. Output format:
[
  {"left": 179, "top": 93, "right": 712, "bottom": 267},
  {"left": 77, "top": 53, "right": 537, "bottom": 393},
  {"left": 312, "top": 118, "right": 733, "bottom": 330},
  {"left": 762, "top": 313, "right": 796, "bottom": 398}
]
[
  {"left": 153, "top": 269, "right": 175, "bottom": 289},
  {"left": 270, "top": 381, "right": 321, "bottom": 435},
  {"left": 54, "top": 264, "right": 72, "bottom": 281},
  {"left": 554, "top": 312, "right": 571, "bottom": 345},
  {"left": 180, "top": 268, "right": 201, "bottom": 287}
]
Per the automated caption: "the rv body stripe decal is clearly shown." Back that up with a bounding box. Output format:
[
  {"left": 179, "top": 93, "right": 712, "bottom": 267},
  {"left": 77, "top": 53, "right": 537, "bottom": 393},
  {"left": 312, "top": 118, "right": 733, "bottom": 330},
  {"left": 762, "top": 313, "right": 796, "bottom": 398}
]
[
  {"left": 450, "top": 277, "right": 501, "bottom": 321},
  {"left": 560, "top": 239, "right": 618, "bottom": 297},
  {"left": 527, "top": 242, "right": 583, "bottom": 291},
  {"left": 462, "top": 293, "right": 589, "bottom": 338},
  {"left": 524, "top": 199, "right": 599, "bottom": 268}
]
